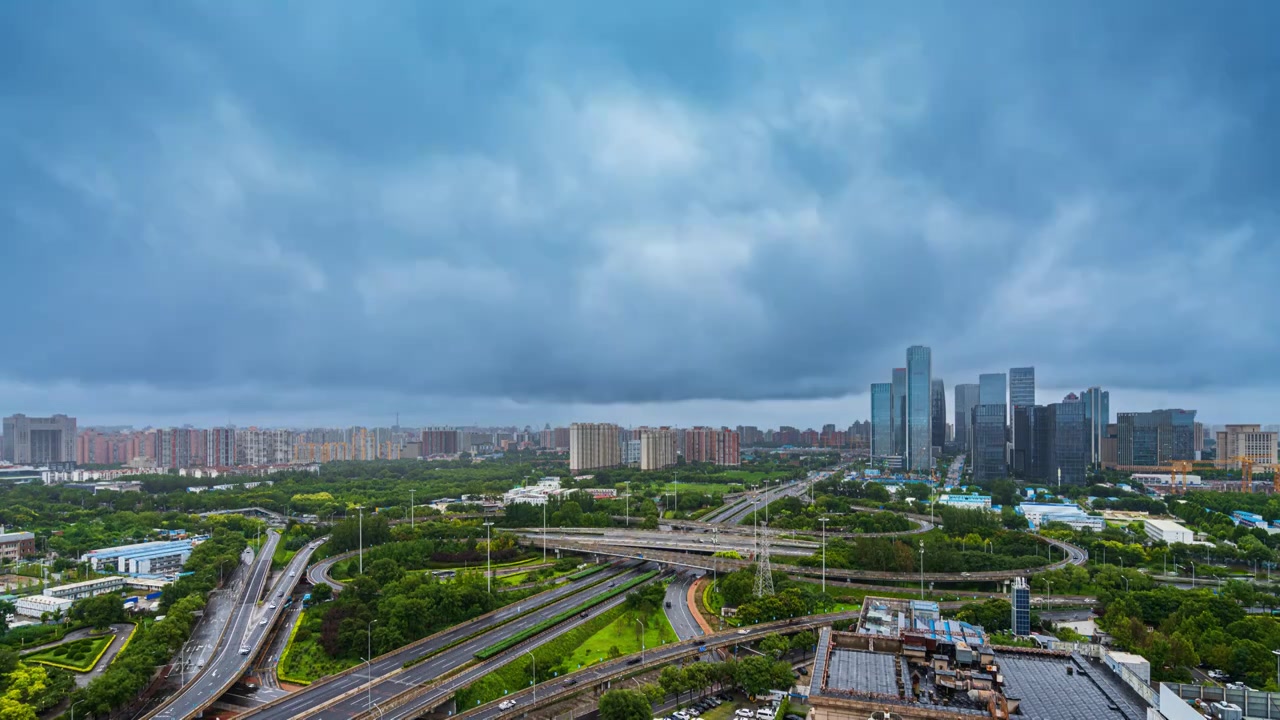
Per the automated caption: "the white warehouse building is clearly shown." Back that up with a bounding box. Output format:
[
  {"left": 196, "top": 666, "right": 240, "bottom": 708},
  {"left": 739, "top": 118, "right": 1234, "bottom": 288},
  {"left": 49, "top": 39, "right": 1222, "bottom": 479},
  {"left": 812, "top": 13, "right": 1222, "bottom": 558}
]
[{"left": 1144, "top": 518, "right": 1194, "bottom": 545}]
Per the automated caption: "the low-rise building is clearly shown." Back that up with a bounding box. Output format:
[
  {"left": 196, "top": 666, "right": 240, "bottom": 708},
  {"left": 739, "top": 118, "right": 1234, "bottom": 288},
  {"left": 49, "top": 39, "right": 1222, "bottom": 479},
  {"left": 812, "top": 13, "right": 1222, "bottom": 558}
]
[
  {"left": 1144, "top": 518, "right": 1193, "bottom": 545},
  {"left": 43, "top": 576, "right": 125, "bottom": 601},
  {"left": 1231, "top": 510, "right": 1267, "bottom": 528},
  {"left": 938, "top": 493, "right": 992, "bottom": 510},
  {"left": 15, "top": 594, "right": 73, "bottom": 618},
  {"left": 0, "top": 531, "right": 35, "bottom": 561},
  {"left": 82, "top": 539, "right": 195, "bottom": 576},
  {"left": 1018, "top": 502, "right": 1105, "bottom": 532}
]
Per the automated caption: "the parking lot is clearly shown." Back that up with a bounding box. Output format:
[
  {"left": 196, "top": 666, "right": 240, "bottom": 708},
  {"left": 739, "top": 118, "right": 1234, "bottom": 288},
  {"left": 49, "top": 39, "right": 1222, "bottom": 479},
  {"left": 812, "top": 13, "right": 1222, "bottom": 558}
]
[{"left": 655, "top": 691, "right": 806, "bottom": 720}]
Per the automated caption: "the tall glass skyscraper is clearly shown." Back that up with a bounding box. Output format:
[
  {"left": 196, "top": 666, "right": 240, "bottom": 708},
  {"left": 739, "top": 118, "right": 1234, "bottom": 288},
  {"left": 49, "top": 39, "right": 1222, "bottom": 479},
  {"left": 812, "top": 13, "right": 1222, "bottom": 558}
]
[
  {"left": 1081, "top": 387, "right": 1110, "bottom": 465},
  {"left": 906, "top": 346, "right": 932, "bottom": 471},
  {"left": 1009, "top": 367, "right": 1036, "bottom": 475},
  {"left": 1011, "top": 578, "right": 1031, "bottom": 636},
  {"left": 979, "top": 373, "right": 1007, "bottom": 407},
  {"left": 870, "top": 383, "right": 893, "bottom": 459},
  {"left": 954, "top": 383, "right": 980, "bottom": 453},
  {"left": 930, "top": 379, "right": 947, "bottom": 451},
  {"left": 891, "top": 367, "right": 907, "bottom": 456}
]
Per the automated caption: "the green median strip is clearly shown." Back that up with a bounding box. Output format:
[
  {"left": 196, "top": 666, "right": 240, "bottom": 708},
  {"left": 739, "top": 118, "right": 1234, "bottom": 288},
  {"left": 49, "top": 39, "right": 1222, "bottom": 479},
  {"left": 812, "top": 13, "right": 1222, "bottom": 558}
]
[
  {"left": 473, "top": 570, "right": 659, "bottom": 660},
  {"left": 567, "top": 564, "right": 606, "bottom": 580},
  {"left": 399, "top": 569, "right": 624, "bottom": 670}
]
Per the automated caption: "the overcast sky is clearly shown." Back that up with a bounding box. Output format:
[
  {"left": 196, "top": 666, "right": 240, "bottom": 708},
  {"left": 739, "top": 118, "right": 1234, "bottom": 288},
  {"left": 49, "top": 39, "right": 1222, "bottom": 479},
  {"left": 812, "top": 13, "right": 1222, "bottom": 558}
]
[{"left": 3, "top": 2, "right": 1279, "bottom": 429}]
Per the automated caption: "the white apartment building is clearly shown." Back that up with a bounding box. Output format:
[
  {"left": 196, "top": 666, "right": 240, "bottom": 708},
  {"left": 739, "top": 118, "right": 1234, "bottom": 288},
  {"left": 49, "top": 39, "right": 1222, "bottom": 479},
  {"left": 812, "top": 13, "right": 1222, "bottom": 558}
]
[
  {"left": 569, "top": 423, "right": 622, "bottom": 473},
  {"left": 236, "top": 429, "right": 294, "bottom": 465}
]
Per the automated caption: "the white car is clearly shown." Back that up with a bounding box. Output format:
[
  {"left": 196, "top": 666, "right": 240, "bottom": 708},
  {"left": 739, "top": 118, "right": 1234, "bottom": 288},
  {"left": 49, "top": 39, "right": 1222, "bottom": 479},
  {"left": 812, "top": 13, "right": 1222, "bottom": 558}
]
[
  {"left": 498, "top": 699, "right": 517, "bottom": 710},
  {"left": 259, "top": 619, "right": 268, "bottom": 625},
  {"left": 734, "top": 712, "right": 754, "bottom": 719},
  {"left": 268, "top": 603, "right": 277, "bottom": 609}
]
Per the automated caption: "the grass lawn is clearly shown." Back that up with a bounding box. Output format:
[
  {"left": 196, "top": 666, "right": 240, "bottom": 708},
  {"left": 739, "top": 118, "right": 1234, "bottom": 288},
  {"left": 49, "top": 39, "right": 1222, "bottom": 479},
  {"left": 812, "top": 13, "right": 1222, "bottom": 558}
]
[
  {"left": 24, "top": 634, "right": 113, "bottom": 672},
  {"left": 564, "top": 607, "right": 678, "bottom": 668},
  {"left": 272, "top": 543, "right": 299, "bottom": 570}
]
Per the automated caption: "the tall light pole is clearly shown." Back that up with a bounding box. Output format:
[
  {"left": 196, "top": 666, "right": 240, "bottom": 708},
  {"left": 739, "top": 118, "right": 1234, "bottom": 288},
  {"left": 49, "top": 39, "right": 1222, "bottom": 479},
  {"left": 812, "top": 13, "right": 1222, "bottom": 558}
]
[
  {"left": 366, "top": 619, "right": 378, "bottom": 710},
  {"left": 484, "top": 522, "right": 495, "bottom": 593},
  {"left": 1271, "top": 649, "right": 1280, "bottom": 691},
  {"left": 409, "top": 490, "right": 414, "bottom": 530},
  {"left": 624, "top": 481, "right": 630, "bottom": 527},
  {"left": 524, "top": 650, "right": 536, "bottom": 700},
  {"left": 357, "top": 505, "right": 365, "bottom": 575},
  {"left": 1044, "top": 579, "right": 1053, "bottom": 605},
  {"left": 542, "top": 500, "right": 547, "bottom": 563},
  {"left": 71, "top": 700, "right": 84, "bottom": 720},
  {"left": 819, "top": 517, "right": 829, "bottom": 595},
  {"left": 918, "top": 541, "right": 925, "bottom": 599},
  {"left": 635, "top": 617, "right": 645, "bottom": 662}
]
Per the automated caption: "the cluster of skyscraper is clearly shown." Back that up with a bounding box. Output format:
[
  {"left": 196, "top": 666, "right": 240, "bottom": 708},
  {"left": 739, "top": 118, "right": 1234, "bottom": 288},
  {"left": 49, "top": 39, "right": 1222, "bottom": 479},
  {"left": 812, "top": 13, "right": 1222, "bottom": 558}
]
[
  {"left": 870, "top": 351, "right": 1193, "bottom": 486},
  {"left": 568, "top": 422, "right": 740, "bottom": 473},
  {"left": 869, "top": 346, "right": 937, "bottom": 472}
]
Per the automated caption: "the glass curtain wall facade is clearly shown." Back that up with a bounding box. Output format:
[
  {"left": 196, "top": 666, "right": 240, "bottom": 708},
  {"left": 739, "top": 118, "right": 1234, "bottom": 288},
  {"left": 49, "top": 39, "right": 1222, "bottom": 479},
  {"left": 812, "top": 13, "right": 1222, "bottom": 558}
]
[
  {"left": 954, "top": 383, "right": 980, "bottom": 453},
  {"left": 1081, "top": 387, "right": 1110, "bottom": 465},
  {"left": 1010, "top": 367, "right": 1035, "bottom": 474},
  {"left": 1045, "top": 395, "right": 1086, "bottom": 486},
  {"left": 870, "top": 383, "right": 893, "bottom": 459},
  {"left": 972, "top": 403, "right": 1008, "bottom": 481},
  {"left": 930, "top": 379, "right": 947, "bottom": 452},
  {"left": 891, "top": 368, "right": 907, "bottom": 456},
  {"left": 906, "top": 346, "right": 933, "bottom": 471}
]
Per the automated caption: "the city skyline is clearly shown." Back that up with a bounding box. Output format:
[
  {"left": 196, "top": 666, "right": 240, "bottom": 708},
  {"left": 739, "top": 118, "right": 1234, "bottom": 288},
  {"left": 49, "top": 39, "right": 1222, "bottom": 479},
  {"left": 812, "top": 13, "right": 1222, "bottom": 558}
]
[{"left": 5, "top": 4, "right": 1280, "bottom": 427}]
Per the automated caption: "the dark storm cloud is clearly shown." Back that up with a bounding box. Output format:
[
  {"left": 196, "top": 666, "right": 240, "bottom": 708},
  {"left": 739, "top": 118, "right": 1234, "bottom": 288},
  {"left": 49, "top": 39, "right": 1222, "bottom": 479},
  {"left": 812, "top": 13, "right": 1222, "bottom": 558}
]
[{"left": 2, "top": 1, "right": 1279, "bottom": 421}]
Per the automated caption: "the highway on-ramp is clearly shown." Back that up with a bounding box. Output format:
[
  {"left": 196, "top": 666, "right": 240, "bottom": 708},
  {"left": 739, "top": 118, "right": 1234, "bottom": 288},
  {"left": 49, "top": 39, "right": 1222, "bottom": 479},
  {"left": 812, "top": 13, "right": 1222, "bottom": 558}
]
[
  {"left": 664, "top": 572, "right": 705, "bottom": 641},
  {"left": 148, "top": 532, "right": 321, "bottom": 720}
]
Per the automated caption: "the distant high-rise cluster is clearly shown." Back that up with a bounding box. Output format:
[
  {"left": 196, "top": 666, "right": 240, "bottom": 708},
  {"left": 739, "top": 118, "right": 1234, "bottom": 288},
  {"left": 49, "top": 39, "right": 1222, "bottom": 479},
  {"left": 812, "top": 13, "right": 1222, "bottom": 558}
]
[{"left": 569, "top": 422, "right": 622, "bottom": 473}]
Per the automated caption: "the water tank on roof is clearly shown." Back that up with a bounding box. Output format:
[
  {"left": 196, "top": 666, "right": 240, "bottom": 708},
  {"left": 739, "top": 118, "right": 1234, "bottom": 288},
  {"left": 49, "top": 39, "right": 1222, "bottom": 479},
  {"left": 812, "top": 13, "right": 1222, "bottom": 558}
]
[{"left": 1211, "top": 702, "right": 1242, "bottom": 720}]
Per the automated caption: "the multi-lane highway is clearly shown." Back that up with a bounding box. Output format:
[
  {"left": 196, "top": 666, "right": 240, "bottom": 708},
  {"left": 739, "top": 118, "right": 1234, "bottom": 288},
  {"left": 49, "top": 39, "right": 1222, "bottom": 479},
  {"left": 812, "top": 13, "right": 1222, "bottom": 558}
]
[
  {"left": 458, "top": 610, "right": 862, "bottom": 720},
  {"left": 148, "top": 532, "right": 321, "bottom": 720},
  {"left": 664, "top": 572, "right": 705, "bottom": 641},
  {"left": 361, "top": 570, "right": 662, "bottom": 720},
  {"left": 241, "top": 562, "right": 645, "bottom": 720}
]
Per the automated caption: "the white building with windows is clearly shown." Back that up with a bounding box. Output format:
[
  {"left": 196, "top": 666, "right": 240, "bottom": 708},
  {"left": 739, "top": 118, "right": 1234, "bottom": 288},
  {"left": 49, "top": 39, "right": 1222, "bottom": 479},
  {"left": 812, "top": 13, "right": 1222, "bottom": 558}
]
[{"left": 1144, "top": 518, "right": 1193, "bottom": 545}]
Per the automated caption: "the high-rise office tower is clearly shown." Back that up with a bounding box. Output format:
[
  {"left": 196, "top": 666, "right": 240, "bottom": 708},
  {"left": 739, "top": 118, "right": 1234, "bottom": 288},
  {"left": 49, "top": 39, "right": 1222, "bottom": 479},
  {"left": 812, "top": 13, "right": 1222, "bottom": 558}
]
[
  {"left": 954, "top": 384, "right": 980, "bottom": 453},
  {"left": 930, "top": 379, "right": 946, "bottom": 452},
  {"left": 906, "top": 346, "right": 933, "bottom": 471},
  {"left": 978, "top": 373, "right": 1007, "bottom": 409},
  {"left": 1039, "top": 393, "right": 1087, "bottom": 486},
  {"left": 569, "top": 422, "right": 623, "bottom": 472},
  {"left": 1009, "top": 367, "right": 1035, "bottom": 408},
  {"left": 1009, "top": 367, "right": 1036, "bottom": 475},
  {"left": 1010, "top": 578, "right": 1031, "bottom": 636},
  {"left": 871, "top": 383, "right": 893, "bottom": 459},
  {"left": 971, "top": 404, "right": 1008, "bottom": 481},
  {"left": 891, "top": 368, "right": 907, "bottom": 456},
  {"left": 1117, "top": 409, "right": 1197, "bottom": 466},
  {"left": 2, "top": 414, "right": 77, "bottom": 464},
  {"left": 1080, "top": 387, "right": 1110, "bottom": 466}
]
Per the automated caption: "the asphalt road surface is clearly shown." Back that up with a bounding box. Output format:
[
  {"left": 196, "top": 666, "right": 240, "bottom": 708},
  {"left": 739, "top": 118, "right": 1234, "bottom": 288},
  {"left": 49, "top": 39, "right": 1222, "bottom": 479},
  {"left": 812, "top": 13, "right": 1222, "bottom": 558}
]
[
  {"left": 240, "top": 563, "right": 642, "bottom": 720},
  {"left": 460, "top": 610, "right": 860, "bottom": 720},
  {"left": 664, "top": 573, "right": 705, "bottom": 641},
  {"left": 371, "top": 575, "right": 659, "bottom": 720},
  {"left": 151, "top": 532, "right": 321, "bottom": 720}
]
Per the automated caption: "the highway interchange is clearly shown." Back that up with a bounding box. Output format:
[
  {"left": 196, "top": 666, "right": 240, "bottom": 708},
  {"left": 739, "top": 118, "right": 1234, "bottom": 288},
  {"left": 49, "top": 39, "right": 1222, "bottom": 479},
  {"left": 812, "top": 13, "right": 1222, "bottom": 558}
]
[{"left": 144, "top": 466, "right": 1088, "bottom": 719}]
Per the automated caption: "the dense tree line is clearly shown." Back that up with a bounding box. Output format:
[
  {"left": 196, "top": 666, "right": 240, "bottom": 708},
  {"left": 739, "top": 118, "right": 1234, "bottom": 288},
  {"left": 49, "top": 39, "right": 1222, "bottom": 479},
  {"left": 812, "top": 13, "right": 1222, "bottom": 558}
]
[
  {"left": 70, "top": 593, "right": 207, "bottom": 718},
  {"left": 597, "top": 650, "right": 798, "bottom": 719},
  {"left": 716, "top": 570, "right": 831, "bottom": 622}
]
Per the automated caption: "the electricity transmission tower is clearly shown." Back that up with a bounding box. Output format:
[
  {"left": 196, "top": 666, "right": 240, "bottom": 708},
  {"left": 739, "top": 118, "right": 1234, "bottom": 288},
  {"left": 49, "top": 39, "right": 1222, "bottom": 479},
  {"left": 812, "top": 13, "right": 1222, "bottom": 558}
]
[{"left": 754, "top": 522, "right": 775, "bottom": 597}]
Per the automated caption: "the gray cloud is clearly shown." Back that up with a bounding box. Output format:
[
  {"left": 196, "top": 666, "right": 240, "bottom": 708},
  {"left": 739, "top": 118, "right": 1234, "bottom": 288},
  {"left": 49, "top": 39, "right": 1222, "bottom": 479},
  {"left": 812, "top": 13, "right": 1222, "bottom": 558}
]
[{"left": 2, "top": 1, "right": 1278, "bottom": 425}]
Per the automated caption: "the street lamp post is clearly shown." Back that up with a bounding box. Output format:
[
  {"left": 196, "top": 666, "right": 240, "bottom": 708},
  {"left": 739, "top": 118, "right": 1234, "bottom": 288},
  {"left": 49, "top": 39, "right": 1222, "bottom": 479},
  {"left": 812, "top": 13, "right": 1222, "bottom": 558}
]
[
  {"left": 525, "top": 650, "right": 537, "bottom": 700},
  {"left": 366, "top": 619, "right": 378, "bottom": 710},
  {"left": 409, "top": 489, "right": 414, "bottom": 530},
  {"left": 918, "top": 541, "right": 925, "bottom": 600},
  {"left": 819, "top": 517, "right": 829, "bottom": 595},
  {"left": 635, "top": 618, "right": 645, "bottom": 663},
  {"left": 624, "top": 481, "right": 630, "bottom": 527},
  {"left": 484, "top": 522, "right": 495, "bottom": 593},
  {"left": 70, "top": 700, "right": 84, "bottom": 720},
  {"left": 1044, "top": 579, "right": 1053, "bottom": 604},
  {"left": 1271, "top": 649, "right": 1280, "bottom": 691},
  {"left": 542, "top": 500, "right": 547, "bottom": 563},
  {"left": 357, "top": 505, "right": 365, "bottom": 575}
]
